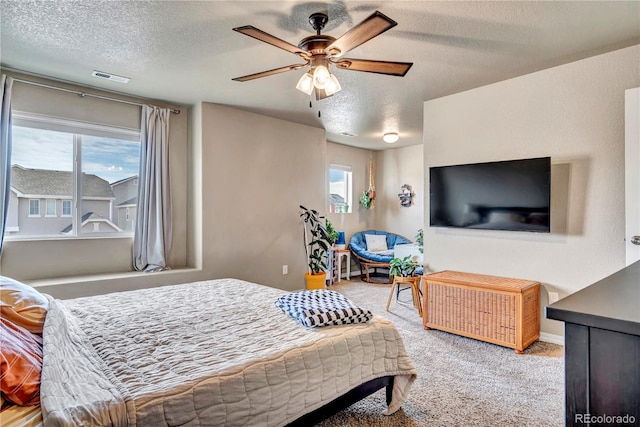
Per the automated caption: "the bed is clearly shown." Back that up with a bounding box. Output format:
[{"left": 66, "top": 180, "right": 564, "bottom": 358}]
[{"left": 1, "top": 277, "right": 416, "bottom": 426}]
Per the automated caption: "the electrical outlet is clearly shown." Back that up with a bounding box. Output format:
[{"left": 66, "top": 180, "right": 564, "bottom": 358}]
[
  {"left": 282, "top": 265, "right": 288, "bottom": 275},
  {"left": 548, "top": 292, "right": 559, "bottom": 304}
]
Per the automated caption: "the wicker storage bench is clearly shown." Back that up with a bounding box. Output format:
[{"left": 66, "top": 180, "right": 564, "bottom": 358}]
[{"left": 422, "top": 270, "right": 540, "bottom": 353}]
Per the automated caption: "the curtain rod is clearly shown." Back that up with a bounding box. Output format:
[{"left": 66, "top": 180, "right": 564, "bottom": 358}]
[{"left": 13, "top": 78, "right": 181, "bottom": 114}]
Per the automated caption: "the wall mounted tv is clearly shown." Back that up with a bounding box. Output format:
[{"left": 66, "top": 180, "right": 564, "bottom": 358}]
[{"left": 429, "top": 157, "right": 551, "bottom": 233}]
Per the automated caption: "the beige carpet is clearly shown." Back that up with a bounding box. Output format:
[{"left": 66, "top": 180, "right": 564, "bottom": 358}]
[{"left": 316, "top": 280, "right": 564, "bottom": 427}]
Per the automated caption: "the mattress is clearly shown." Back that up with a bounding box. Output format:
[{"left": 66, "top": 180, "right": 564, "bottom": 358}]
[{"left": 39, "top": 278, "right": 416, "bottom": 426}]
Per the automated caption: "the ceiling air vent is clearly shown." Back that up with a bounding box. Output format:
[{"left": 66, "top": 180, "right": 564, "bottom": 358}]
[{"left": 91, "top": 70, "right": 130, "bottom": 83}]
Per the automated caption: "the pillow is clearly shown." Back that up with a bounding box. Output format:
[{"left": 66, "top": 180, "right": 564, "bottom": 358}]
[
  {"left": 365, "top": 234, "right": 388, "bottom": 252},
  {"left": 0, "top": 276, "right": 49, "bottom": 335},
  {"left": 0, "top": 318, "right": 43, "bottom": 406}
]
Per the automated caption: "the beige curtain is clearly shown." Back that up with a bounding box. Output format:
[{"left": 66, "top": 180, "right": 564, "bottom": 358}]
[
  {"left": 0, "top": 75, "right": 14, "bottom": 255},
  {"left": 133, "top": 105, "right": 172, "bottom": 272}
]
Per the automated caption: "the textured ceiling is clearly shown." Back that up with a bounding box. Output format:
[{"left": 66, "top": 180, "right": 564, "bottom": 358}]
[{"left": 1, "top": 1, "right": 639, "bottom": 150}]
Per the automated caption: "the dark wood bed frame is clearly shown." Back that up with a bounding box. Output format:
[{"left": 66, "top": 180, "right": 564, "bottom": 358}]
[{"left": 286, "top": 376, "right": 395, "bottom": 426}]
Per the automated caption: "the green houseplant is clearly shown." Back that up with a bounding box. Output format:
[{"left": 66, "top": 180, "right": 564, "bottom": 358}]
[
  {"left": 359, "top": 190, "right": 373, "bottom": 209},
  {"left": 300, "top": 205, "right": 332, "bottom": 289},
  {"left": 325, "top": 218, "right": 339, "bottom": 246},
  {"left": 389, "top": 255, "right": 419, "bottom": 278}
]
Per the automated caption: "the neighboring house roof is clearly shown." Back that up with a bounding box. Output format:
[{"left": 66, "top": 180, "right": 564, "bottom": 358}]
[
  {"left": 111, "top": 175, "right": 138, "bottom": 187},
  {"left": 10, "top": 165, "right": 114, "bottom": 198},
  {"left": 118, "top": 197, "right": 137, "bottom": 206},
  {"left": 60, "top": 211, "right": 122, "bottom": 233},
  {"left": 330, "top": 194, "right": 345, "bottom": 204}
]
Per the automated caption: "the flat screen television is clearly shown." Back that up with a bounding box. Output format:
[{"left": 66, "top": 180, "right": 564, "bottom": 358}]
[{"left": 429, "top": 157, "right": 551, "bottom": 233}]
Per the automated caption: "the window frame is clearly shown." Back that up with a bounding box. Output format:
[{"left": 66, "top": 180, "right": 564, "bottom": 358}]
[
  {"left": 329, "top": 163, "right": 353, "bottom": 214},
  {"left": 28, "top": 199, "right": 40, "bottom": 217},
  {"left": 7, "top": 112, "right": 140, "bottom": 240},
  {"left": 45, "top": 199, "right": 57, "bottom": 217},
  {"left": 61, "top": 200, "right": 72, "bottom": 217}
]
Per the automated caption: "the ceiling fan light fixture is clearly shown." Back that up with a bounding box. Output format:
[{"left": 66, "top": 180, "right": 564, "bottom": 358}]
[
  {"left": 296, "top": 72, "right": 314, "bottom": 95},
  {"left": 312, "top": 65, "right": 331, "bottom": 89},
  {"left": 383, "top": 132, "right": 399, "bottom": 143},
  {"left": 324, "top": 73, "right": 342, "bottom": 96}
]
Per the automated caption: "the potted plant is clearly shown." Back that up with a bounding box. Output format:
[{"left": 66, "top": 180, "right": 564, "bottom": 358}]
[
  {"left": 359, "top": 190, "right": 373, "bottom": 209},
  {"left": 416, "top": 228, "right": 423, "bottom": 254},
  {"left": 389, "top": 255, "right": 419, "bottom": 278},
  {"left": 325, "top": 218, "right": 339, "bottom": 246},
  {"left": 387, "top": 255, "right": 421, "bottom": 312},
  {"left": 300, "top": 205, "right": 332, "bottom": 290}
]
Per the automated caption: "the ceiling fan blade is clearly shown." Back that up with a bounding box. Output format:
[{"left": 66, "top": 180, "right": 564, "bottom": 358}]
[
  {"left": 333, "top": 58, "right": 413, "bottom": 76},
  {"left": 325, "top": 11, "right": 397, "bottom": 56},
  {"left": 232, "top": 63, "right": 308, "bottom": 82},
  {"left": 233, "top": 26, "right": 308, "bottom": 58}
]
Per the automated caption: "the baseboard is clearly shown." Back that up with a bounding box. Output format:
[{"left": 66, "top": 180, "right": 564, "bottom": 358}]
[{"left": 539, "top": 332, "right": 564, "bottom": 346}]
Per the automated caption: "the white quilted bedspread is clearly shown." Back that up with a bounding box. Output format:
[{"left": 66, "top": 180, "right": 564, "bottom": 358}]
[{"left": 40, "top": 279, "right": 416, "bottom": 427}]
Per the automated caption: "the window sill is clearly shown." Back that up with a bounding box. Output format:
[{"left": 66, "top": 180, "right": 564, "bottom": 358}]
[
  {"left": 26, "top": 267, "right": 202, "bottom": 289},
  {"left": 4, "top": 234, "right": 133, "bottom": 242}
]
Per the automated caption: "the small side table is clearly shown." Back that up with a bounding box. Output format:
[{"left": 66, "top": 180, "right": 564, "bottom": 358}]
[
  {"left": 386, "top": 276, "right": 422, "bottom": 317},
  {"left": 336, "top": 249, "right": 351, "bottom": 282}
]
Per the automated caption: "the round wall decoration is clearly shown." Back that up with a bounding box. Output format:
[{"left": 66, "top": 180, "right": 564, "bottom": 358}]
[{"left": 398, "top": 184, "right": 414, "bottom": 207}]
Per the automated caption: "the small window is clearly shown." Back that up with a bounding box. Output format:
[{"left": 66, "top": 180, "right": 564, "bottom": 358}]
[
  {"left": 45, "top": 199, "right": 56, "bottom": 217},
  {"left": 329, "top": 164, "right": 352, "bottom": 213},
  {"left": 62, "top": 200, "right": 72, "bottom": 217},
  {"left": 29, "top": 199, "right": 40, "bottom": 216}
]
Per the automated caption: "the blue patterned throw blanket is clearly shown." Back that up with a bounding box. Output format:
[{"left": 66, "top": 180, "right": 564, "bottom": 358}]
[{"left": 275, "top": 289, "right": 373, "bottom": 327}]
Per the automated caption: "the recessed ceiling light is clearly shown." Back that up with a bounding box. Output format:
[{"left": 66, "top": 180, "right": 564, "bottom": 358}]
[
  {"left": 91, "top": 70, "right": 130, "bottom": 84},
  {"left": 383, "top": 132, "right": 399, "bottom": 143}
]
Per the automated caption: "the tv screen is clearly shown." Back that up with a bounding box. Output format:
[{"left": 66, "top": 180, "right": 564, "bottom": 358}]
[{"left": 429, "top": 157, "right": 551, "bottom": 233}]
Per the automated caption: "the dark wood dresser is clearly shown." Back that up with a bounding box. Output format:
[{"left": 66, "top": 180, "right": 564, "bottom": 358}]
[{"left": 546, "top": 261, "right": 640, "bottom": 426}]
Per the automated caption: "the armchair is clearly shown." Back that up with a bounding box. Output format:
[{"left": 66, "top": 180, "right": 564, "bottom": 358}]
[{"left": 349, "top": 230, "right": 411, "bottom": 283}]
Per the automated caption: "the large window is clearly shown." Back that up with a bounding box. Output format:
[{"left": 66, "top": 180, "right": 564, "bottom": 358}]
[
  {"left": 329, "top": 164, "right": 352, "bottom": 213},
  {"left": 5, "top": 113, "right": 140, "bottom": 239}
]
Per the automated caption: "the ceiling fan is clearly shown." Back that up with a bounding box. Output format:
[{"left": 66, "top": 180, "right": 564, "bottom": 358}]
[{"left": 232, "top": 11, "right": 413, "bottom": 100}]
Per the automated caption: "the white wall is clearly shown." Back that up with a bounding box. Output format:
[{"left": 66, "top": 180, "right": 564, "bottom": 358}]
[
  {"left": 199, "top": 103, "right": 327, "bottom": 291},
  {"left": 376, "top": 145, "right": 424, "bottom": 241},
  {"left": 423, "top": 45, "right": 640, "bottom": 336}
]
